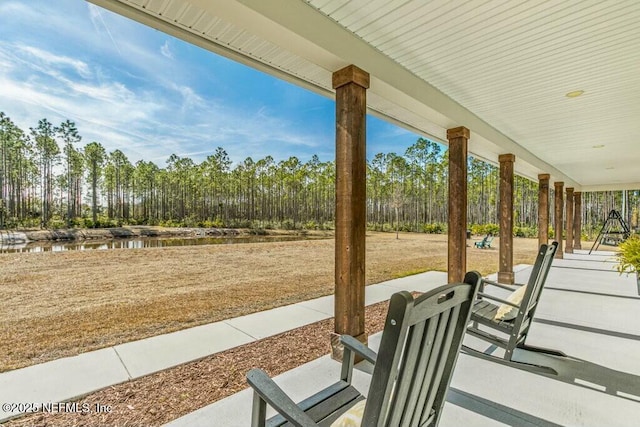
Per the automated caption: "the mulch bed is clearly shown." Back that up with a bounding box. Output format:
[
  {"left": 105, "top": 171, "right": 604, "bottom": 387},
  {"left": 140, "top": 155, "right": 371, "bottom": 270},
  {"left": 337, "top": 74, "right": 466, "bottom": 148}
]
[{"left": 4, "top": 300, "right": 392, "bottom": 427}]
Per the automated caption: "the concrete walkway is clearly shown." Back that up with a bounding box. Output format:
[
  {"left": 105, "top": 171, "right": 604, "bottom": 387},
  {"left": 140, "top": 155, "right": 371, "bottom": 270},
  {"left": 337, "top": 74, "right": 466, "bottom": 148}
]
[{"left": 1, "top": 268, "right": 467, "bottom": 422}]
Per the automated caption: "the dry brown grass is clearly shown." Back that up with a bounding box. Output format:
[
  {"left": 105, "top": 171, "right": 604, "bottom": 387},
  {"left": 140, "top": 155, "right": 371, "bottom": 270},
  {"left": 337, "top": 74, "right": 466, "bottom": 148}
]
[
  {"left": 0, "top": 232, "right": 540, "bottom": 372},
  {"left": 4, "top": 299, "right": 392, "bottom": 427}
]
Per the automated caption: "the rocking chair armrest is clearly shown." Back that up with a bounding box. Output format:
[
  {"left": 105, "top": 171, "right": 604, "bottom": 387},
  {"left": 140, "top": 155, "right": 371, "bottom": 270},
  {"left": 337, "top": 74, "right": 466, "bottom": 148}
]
[
  {"left": 246, "top": 368, "right": 317, "bottom": 427},
  {"left": 340, "top": 335, "right": 378, "bottom": 365},
  {"left": 481, "top": 279, "right": 519, "bottom": 292},
  {"left": 476, "top": 292, "right": 520, "bottom": 308}
]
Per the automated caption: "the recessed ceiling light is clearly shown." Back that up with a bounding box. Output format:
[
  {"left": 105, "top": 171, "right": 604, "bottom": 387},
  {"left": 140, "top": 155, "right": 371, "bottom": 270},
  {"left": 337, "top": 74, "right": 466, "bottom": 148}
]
[
  {"left": 592, "top": 144, "right": 605, "bottom": 148},
  {"left": 565, "top": 90, "right": 585, "bottom": 98}
]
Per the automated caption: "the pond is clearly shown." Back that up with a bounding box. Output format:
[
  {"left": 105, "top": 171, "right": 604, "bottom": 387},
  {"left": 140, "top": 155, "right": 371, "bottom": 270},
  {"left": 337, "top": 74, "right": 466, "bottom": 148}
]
[{"left": 0, "top": 235, "right": 320, "bottom": 254}]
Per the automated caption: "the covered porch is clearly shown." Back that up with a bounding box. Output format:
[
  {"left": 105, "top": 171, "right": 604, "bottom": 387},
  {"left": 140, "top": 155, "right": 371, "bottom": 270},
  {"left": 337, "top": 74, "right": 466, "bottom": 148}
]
[
  {"left": 82, "top": 0, "right": 640, "bottom": 425},
  {"left": 86, "top": 0, "right": 640, "bottom": 333}
]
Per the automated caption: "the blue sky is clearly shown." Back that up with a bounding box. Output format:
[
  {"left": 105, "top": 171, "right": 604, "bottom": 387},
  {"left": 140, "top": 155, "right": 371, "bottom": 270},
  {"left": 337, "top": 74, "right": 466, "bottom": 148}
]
[{"left": 0, "top": 0, "right": 421, "bottom": 167}]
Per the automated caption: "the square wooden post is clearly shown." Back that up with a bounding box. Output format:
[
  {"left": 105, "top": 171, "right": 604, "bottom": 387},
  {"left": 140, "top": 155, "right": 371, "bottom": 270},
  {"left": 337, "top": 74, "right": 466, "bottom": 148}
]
[
  {"left": 574, "top": 191, "right": 582, "bottom": 249},
  {"left": 447, "top": 126, "right": 469, "bottom": 283},
  {"left": 554, "top": 181, "right": 564, "bottom": 259},
  {"left": 565, "top": 187, "right": 574, "bottom": 254},
  {"left": 498, "top": 154, "right": 515, "bottom": 284},
  {"left": 332, "top": 65, "right": 369, "bottom": 359},
  {"left": 538, "top": 174, "right": 550, "bottom": 247}
]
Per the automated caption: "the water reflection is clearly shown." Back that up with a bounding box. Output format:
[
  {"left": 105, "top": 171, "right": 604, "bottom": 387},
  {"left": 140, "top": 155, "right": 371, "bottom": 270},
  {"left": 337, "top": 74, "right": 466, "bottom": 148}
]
[{"left": 0, "top": 235, "right": 315, "bottom": 253}]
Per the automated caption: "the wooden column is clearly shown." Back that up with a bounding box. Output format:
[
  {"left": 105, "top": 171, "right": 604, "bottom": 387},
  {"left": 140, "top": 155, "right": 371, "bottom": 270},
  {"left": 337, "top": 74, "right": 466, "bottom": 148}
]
[
  {"left": 565, "top": 187, "right": 574, "bottom": 254},
  {"left": 447, "top": 127, "right": 469, "bottom": 283},
  {"left": 574, "top": 191, "right": 582, "bottom": 249},
  {"left": 554, "top": 181, "right": 564, "bottom": 259},
  {"left": 332, "top": 65, "right": 369, "bottom": 359},
  {"left": 498, "top": 154, "right": 515, "bottom": 284},
  {"left": 538, "top": 174, "right": 550, "bottom": 247}
]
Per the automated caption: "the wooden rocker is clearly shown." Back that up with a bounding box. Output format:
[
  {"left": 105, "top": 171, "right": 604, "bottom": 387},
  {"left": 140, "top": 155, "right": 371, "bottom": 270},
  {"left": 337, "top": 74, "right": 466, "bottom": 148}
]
[
  {"left": 463, "top": 242, "right": 566, "bottom": 375},
  {"left": 247, "top": 272, "right": 482, "bottom": 426}
]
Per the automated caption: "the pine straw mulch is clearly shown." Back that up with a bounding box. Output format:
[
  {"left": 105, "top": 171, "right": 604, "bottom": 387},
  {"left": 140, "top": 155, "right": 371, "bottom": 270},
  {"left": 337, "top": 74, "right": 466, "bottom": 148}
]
[{"left": 4, "top": 299, "right": 392, "bottom": 427}]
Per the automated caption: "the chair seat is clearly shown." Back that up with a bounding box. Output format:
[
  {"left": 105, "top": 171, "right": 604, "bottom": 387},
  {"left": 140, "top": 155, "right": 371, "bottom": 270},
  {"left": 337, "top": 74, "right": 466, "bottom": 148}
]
[
  {"left": 268, "top": 381, "right": 363, "bottom": 427},
  {"left": 471, "top": 301, "right": 515, "bottom": 329},
  {"left": 468, "top": 301, "right": 531, "bottom": 349}
]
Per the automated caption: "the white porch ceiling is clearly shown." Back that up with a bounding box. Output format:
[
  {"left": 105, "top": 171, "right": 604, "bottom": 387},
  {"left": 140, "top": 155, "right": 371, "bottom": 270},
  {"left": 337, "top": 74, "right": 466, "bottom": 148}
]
[{"left": 87, "top": 0, "right": 640, "bottom": 191}]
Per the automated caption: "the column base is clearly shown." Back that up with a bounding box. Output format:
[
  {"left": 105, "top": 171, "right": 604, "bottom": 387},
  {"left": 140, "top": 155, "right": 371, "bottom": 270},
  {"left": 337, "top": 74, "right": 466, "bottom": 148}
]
[
  {"left": 498, "top": 271, "right": 515, "bottom": 285},
  {"left": 331, "top": 332, "right": 368, "bottom": 362}
]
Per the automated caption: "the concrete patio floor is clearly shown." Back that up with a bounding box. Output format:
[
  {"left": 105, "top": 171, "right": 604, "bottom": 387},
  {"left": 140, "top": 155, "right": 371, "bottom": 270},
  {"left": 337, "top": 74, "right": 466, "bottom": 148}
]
[{"left": 165, "top": 249, "right": 640, "bottom": 426}]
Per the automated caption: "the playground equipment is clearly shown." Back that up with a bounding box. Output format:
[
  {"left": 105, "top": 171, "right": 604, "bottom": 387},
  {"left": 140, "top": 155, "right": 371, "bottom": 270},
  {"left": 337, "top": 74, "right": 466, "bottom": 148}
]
[{"left": 589, "top": 210, "right": 630, "bottom": 254}]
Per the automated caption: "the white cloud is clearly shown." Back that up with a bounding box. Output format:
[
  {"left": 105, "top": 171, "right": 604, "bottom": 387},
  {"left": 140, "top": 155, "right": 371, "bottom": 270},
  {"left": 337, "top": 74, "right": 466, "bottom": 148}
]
[
  {"left": 0, "top": 1, "right": 36, "bottom": 19},
  {"left": 17, "top": 45, "right": 92, "bottom": 79},
  {"left": 0, "top": 0, "right": 343, "bottom": 168},
  {"left": 0, "top": 48, "right": 330, "bottom": 167},
  {"left": 169, "top": 83, "right": 206, "bottom": 112},
  {"left": 160, "top": 41, "right": 173, "bottom": 59}
]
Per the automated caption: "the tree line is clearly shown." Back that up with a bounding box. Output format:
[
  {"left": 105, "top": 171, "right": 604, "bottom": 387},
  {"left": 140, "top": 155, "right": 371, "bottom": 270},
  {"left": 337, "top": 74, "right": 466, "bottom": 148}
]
[{"left": 0, "top": 112, "right": 637, "bottom": 237}]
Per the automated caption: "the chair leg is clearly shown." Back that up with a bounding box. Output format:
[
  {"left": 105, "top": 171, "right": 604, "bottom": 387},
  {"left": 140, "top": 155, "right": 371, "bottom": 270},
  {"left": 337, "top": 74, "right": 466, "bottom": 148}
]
[
  {"left": 516, "top": 343, "right": 567, "bottom": 358},
  {"left": 251, "top": 392, "right": 267, "bottom": 427},
  {"left": 514, "top": 334, "right": 567, "bottom": 358},
  {"left": 462, "top": 345, "right": 559, "bottom": 376}
]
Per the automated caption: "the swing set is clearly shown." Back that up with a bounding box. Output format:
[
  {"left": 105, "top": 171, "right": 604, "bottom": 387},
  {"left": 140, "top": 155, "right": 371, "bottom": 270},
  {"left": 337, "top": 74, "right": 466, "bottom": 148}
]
[{"left": 589, "top": 209, "right": 630, "bottom": 254}]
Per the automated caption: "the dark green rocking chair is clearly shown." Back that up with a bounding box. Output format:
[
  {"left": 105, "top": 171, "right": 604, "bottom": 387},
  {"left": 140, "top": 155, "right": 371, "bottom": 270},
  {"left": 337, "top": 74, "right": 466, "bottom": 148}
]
[
  {"left": 463, "top": 242, "right": 566, "bottom": 374},
  {"left": 474, "top": 235, "right": 494, "bottom": 249},
  {"left": 247, "top": 272, "right": 482, "bottom": 426}
]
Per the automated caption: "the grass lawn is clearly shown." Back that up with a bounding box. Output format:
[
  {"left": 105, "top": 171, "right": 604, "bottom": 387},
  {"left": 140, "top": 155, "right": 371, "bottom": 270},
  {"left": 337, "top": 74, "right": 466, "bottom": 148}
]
[{"left": 0, "top": 231, "right": 542, "bottom": 372}]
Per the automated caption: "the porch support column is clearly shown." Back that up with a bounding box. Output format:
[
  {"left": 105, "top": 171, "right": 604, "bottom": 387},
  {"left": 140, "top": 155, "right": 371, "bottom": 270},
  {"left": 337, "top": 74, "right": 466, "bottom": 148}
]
[
  {"left": 565, "top": 187, "right": 574, "bottom": 254},
  {"left": 554, "top": 181, "right": 564, "bottom": 259},
  {"left": 332, "top": 65, "right": 369, "bottom": 359},
  {"left": 498, "top": 154, "right": 515, "bottom": 284},
  {"left": 447, "top": 126, "right": 469, "bottom": 283},
  {"left": 538, "top": 174, "right": 550, "bottom": 247},
  {"left": 574, "top": 192, "right": 582, "bottom": 249}
]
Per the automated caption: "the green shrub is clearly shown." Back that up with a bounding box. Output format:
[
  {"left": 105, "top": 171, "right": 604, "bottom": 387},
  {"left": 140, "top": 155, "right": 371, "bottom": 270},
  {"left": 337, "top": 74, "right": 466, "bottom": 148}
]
[
  {"left": 249, "top": 227, "right": 268, "bottom": 235},
  {"left": 470, "top": 223, "right": 499, "bottom": 236},
  {"left": 160, "top": 219, "right": 185, "bottom": 228},
  {"left": 48, "top": 218, "right": 66, "bottom": 229},
  {"left": 281, "top": 219, "right": 295, "bottom": 230},
  {"left": 5, "top": 216, "right": 20, "bottom": 229},
  {"left": 398, "top": 224, "right": 411, "bottom": 232},
  {"left": 95, "top": 216, "right": 120, "bottom": 228},
  {"left": 514, "top": 226, "right": 537, "bottom": 238},
  {"left": 617, "top": 235, "right": 640, "bottom": 274},
  {"left": 422, "top": 222, "right": 446, "bottom": 234},
  {"left": 197, "top": 218, "right": 224, "bottom": 228},
  {"left": 303, "top": 220, "right": 319, "bottom": 230},
  {"left": 320, "top": 221, "right": 334, "bottom": 231},
  {"left": 367, "top": 223, "right": 382, "bottom": 232}
]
